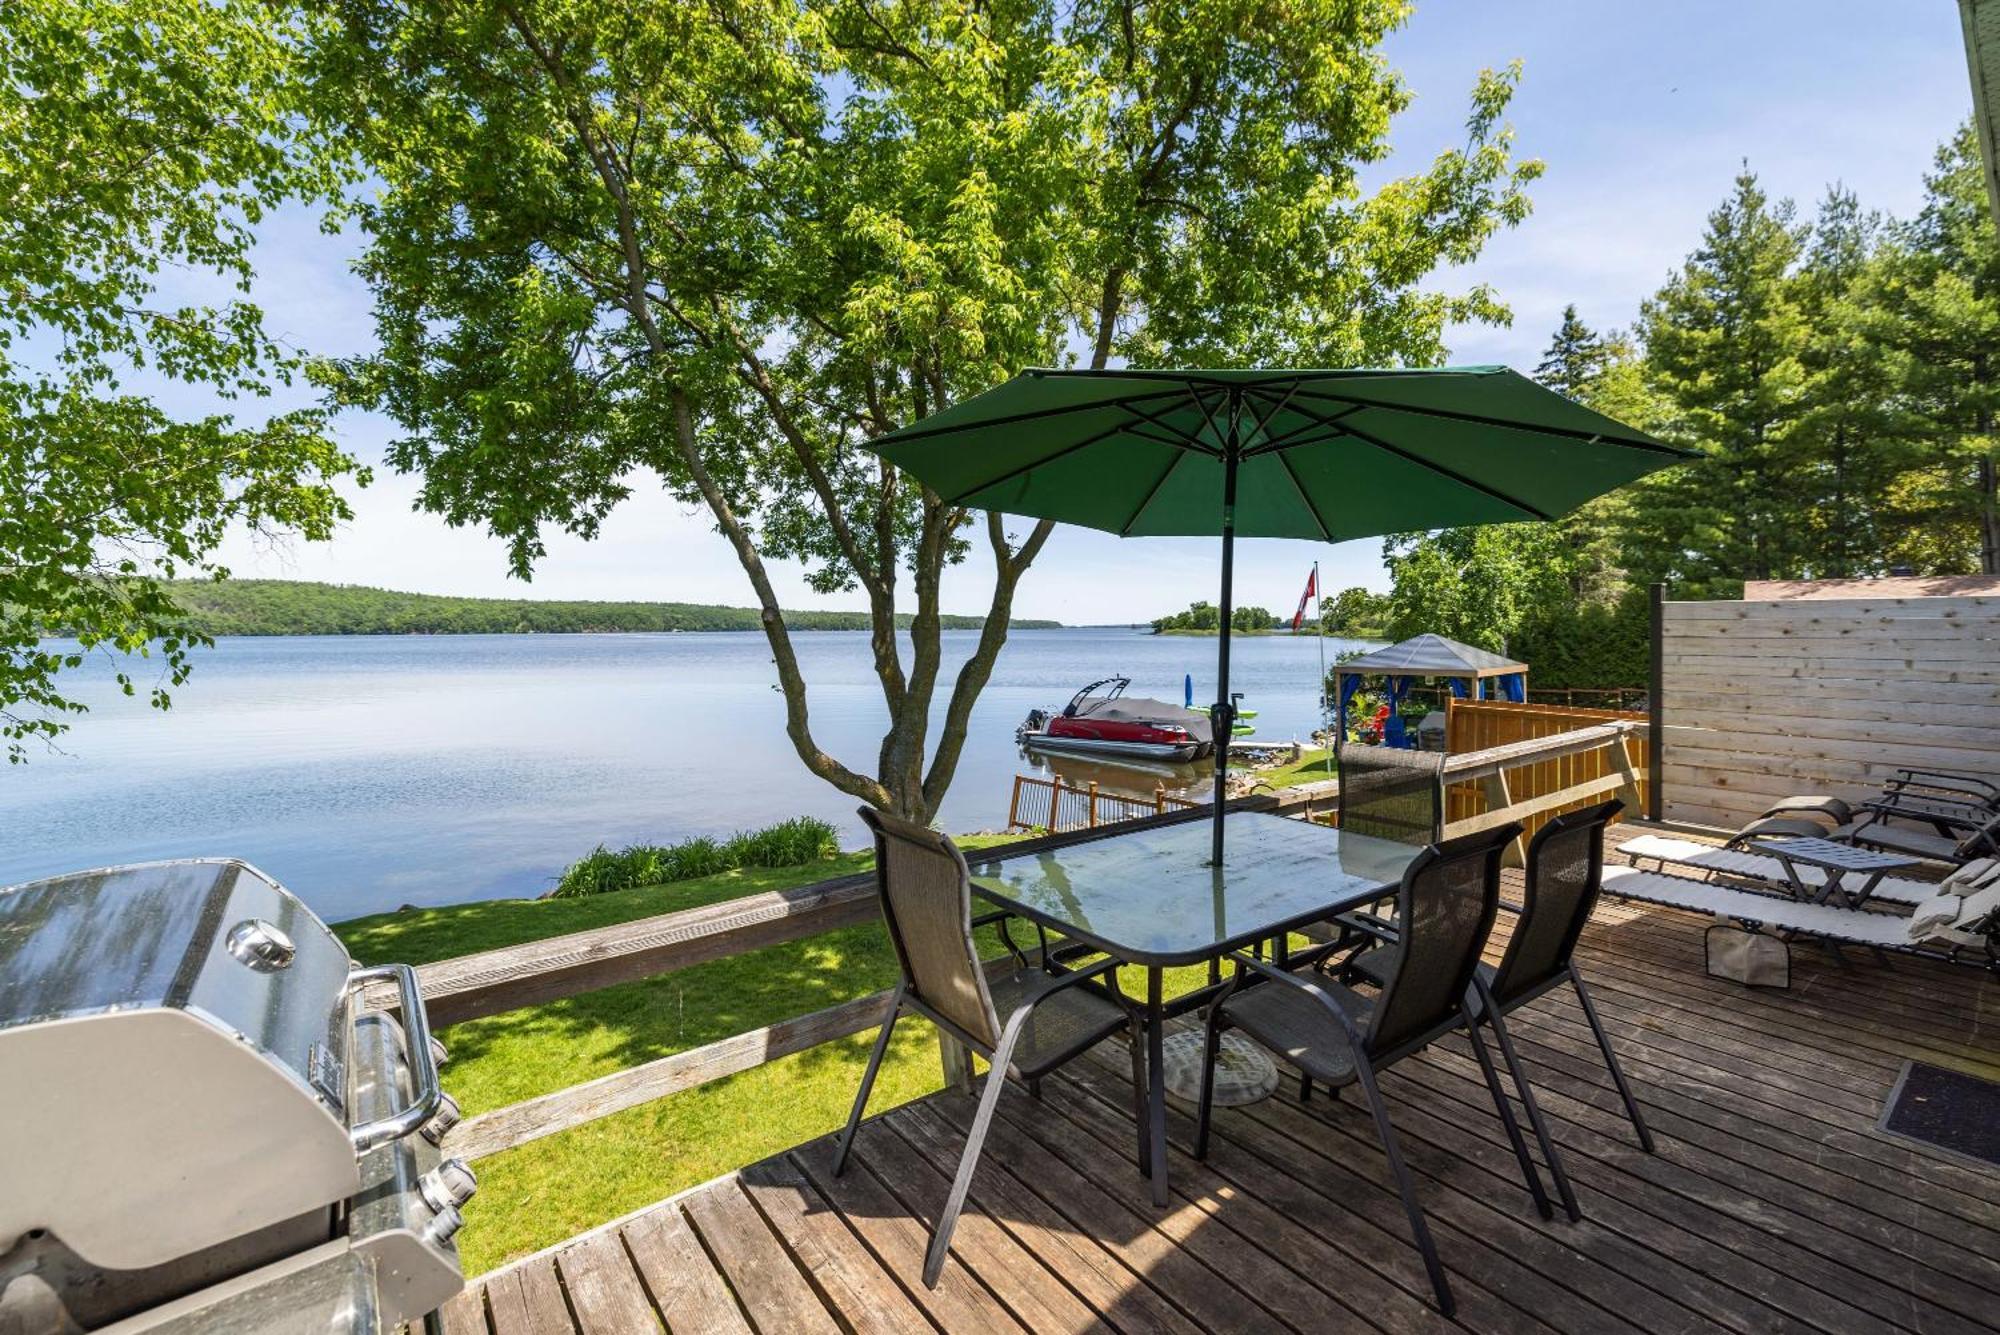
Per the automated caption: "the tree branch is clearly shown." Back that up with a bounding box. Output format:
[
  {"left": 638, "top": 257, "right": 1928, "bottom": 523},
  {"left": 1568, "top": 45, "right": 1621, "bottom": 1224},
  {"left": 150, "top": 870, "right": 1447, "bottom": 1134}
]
[{"left": 920, "top": 512, "right": 1054, "bottom": 814}]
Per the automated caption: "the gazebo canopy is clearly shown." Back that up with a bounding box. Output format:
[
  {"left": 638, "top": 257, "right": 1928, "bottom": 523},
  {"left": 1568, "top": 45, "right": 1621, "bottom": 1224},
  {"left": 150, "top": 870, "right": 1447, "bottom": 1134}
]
[
  {"left": 1334, "top": 634, "right": 1529, "bottom": 747},
  {"left": 1335, "top": 633, "right": 1525, "bottom": 681}
]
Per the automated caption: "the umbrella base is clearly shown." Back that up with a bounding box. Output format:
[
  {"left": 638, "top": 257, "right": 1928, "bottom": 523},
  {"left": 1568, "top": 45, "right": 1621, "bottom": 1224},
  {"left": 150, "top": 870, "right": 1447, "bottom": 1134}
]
[{"left": 1160, "top": 1030, "right": 1278, "bottom": 1108}]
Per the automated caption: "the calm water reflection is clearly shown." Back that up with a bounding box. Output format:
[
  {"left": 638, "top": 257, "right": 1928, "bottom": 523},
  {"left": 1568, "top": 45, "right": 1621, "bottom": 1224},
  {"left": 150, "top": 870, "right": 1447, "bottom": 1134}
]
[{"left": 3, "top": 629, "right": 1372, "bottom": 919}]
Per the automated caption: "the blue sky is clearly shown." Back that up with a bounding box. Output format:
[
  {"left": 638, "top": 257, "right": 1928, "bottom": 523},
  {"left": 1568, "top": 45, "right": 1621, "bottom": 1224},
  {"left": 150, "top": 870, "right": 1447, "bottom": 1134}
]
[{"left": 205, "top": 1, "right": 1975, "bottom": 624}]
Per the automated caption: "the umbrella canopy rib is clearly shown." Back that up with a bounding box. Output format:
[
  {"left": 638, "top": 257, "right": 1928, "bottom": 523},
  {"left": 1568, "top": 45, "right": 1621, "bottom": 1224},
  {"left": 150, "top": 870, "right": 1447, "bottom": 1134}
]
[
  {"left": 939, "top": 418, "right": 1142, "bottom": 504},
  {"left": 1120, "top": 450, "right": 1186, "bottom": 536},
  {"left": 1335, "top": 415, "right": 1555, "bottom": 520},
  {"left": 1275, "top": 451, "right": 1334, "bottom": 541},
  {"left": 875, "top": 386, "right": 1196, "bottom": 446},
  {"left": 1241, "top": 402, "right": 1363, "bottom": 456},
  {"left": 1276, "top": 387, "right": 1675, "bottom": 455}
]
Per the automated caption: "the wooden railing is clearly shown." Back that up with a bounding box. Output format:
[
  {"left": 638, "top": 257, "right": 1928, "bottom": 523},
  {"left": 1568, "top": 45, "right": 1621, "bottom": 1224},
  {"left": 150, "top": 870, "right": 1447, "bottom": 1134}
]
[
  {"left": 1006, "top": 773, "right": 1204, "bottom": 833},
  {"left": 1444, "top": 700, "right": 1648, "bottom": 855},
  {"left": 372, "top": 720, "right": 1641, "bottom": 1165}
]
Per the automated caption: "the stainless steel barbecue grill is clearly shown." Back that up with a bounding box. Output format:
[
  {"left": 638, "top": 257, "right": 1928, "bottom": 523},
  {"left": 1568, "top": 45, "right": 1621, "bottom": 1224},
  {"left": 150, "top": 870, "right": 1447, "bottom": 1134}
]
[{"left": 0, "top": 859, "right": 475, "bottom": 1333}]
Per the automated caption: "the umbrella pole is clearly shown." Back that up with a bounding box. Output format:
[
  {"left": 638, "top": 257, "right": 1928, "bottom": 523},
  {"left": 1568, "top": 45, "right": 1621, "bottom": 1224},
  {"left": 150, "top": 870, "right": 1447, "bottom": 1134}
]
[{"left": 1210, "top": 446, "right": 1239, "bottom": 867}]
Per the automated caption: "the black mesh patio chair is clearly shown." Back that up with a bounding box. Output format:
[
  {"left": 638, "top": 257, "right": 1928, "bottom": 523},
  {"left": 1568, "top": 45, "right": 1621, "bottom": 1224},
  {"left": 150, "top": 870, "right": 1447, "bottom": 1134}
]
[
  {"left": 1284, "top": 745, "right": 1448, "bottom": 974},
  {"left": 1337, "top": 743, "right": 1447, "bottom": 845},
  {"left": 1192, "top": 823, "right": 1537, "bottom": 1317},
  {"left": 834, "top": 808, "right": 1145, "bottom": 1288},
  {"left": 1344, "top": 799, "right": 1654, "bottom": 1224}
]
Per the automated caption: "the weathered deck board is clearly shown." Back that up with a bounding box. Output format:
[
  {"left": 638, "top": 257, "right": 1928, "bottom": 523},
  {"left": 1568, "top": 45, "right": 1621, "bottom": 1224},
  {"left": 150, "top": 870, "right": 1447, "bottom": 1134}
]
[{"left": 447, "top": 827, "right": 2000, "bottom": 1333}]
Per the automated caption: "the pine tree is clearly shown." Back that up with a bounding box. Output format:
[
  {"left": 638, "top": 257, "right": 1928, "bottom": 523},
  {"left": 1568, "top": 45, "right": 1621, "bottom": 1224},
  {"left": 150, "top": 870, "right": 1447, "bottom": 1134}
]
[
  {"left": 1534, "top": 304, "right": 1613, "bottom": 399},
  {"left": 1625, "top": 167, "right": 1809, "bottom": 592},
  {"left": 1790, "top": 187, "right": 1909, "bottom": 577},
  {"left": 1858, "top": 122, "right": 2000, "bottom": 574}
]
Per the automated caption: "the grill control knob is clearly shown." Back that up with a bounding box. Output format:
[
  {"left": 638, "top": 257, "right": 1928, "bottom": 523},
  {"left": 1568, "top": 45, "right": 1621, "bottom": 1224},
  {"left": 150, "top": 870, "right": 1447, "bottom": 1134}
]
[
  {"left": 428, "top": 1036, "right": 450, "bottom": 1069},
  {"left": 419, "top": 1157, "right": 478, "bottom": 1214},
  {"left": 424, "top": 1203, "right": 465, "bottom": 1248},
  {"left": 421, "top": 1092, "right": 463, "bottom": 1146},
  {"left": 226, "top": 919, "right": 296, "bottom": 972}
]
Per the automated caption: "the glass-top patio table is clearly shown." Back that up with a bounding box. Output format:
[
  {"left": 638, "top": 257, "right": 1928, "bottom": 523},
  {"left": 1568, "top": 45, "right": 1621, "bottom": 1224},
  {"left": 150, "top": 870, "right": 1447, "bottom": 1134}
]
[{"left": 968, "top": 810, "right": 1422, "bottom": 1204}]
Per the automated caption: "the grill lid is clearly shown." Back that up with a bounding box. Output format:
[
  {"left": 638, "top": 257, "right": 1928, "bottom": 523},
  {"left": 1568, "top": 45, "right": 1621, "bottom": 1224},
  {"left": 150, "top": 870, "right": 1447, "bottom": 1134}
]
[
  {"left": 0, "top": 860, "right": 365, "bottom": 1270},
  {"left": 0, "top": 860, "right": 352, "bottom": 1112}
]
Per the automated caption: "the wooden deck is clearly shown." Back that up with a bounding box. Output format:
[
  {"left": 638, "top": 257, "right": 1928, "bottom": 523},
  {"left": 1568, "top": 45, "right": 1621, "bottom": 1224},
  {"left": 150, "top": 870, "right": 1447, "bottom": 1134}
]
[{"left": 439, "top": 830, "right": 2000, "bottom": 1334}]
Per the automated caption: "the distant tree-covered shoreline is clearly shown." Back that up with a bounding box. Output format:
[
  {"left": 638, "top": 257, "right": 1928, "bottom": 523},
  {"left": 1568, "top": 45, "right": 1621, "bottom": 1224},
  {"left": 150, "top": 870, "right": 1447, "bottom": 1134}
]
[{"left": 164, "top": 581, "right": 1059, "bottom": 637}]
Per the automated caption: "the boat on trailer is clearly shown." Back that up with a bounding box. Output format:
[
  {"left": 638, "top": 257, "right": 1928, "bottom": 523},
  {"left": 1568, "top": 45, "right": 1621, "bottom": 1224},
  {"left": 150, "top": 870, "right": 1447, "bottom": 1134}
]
[{"left": 1017, "top": 676, "right": 1214, "bottom": 762}]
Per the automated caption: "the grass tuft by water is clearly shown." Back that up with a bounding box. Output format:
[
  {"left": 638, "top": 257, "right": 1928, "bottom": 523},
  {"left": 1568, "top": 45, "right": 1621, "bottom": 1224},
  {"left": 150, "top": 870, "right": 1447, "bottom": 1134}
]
[{"left": 549, "top": 816, "right": 840, "bottom": 897}]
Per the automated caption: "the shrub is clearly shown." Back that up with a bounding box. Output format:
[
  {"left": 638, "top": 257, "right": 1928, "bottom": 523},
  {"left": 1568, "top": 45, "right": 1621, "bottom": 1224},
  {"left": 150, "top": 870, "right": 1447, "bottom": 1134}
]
[{"left": 551, "top": 816, "right": 840, "bottom": 898}]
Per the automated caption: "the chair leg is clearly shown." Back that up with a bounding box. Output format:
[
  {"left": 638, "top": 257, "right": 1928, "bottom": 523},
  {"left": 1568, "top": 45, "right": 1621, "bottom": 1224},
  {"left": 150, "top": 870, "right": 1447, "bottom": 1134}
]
[
  {"left": 1461, "top": 1008, "right": 1552, "bottom": 1220},
  {"left": 1299, "top": 1070, "right": 1313, "bottom": 1102},
  {"left": 1485, "top": 1002, "right": 1581, "bottom": 1223},
  {"left": 1352, "top": 1055, "right": 1455, "bottom": 1317},
  {"left": 1126, "top": 1021, "right": 1149, "bottom": 1172},
  {"left": 833, "top": 995, "right": 900, "bottom": 1177},
  {"left": 1571, "top": 966, "right": 1654, "bottom": 1152},
  {"left": 1193, "top": 1013, "right": 1225, "bottom": 1161},
  {"left": 922, "top": 1021, "right": 1023, "bottom": 1289}
]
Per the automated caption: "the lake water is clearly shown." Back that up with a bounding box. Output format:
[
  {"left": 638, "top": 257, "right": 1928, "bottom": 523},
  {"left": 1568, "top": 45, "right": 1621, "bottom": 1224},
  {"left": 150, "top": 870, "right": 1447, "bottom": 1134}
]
[{"left": 3, "top": 628, "right": 1373, "bottom": 920}]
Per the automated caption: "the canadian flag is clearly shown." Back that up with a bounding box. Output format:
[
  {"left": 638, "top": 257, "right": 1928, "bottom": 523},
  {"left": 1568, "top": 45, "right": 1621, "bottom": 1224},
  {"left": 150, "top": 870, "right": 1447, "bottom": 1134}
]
[{"left": 1291, "top": 565, "right": 1318, "bottom": 631}]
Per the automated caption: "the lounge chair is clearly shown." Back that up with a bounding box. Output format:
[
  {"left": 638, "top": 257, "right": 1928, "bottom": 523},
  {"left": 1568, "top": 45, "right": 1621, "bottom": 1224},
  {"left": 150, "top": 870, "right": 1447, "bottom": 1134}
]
[
  {"left": 1752, "top": 768, "right": 2000, "bottom": 842},
  {"left": 1731, "top": 805, "right": 2000, "bottom": 866},
  {"left": 1618, "top": 833, "right": 1938, "bottom": 907},
  {"left": 1193, "top": 824, "right": 1546, "bottom": 1316},
  {"left": 834, "top": 808, "right": 1146, "bottom": 1288},
  {"left": 1600, "top": 862, "right": 2000, "bottom": 970}
]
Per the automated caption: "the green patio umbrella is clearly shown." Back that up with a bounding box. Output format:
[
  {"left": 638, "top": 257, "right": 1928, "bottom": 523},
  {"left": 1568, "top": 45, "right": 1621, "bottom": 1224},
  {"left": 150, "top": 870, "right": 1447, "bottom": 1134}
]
[{"left": 866, "top": 366, "right": 1691, "bottom": 865}]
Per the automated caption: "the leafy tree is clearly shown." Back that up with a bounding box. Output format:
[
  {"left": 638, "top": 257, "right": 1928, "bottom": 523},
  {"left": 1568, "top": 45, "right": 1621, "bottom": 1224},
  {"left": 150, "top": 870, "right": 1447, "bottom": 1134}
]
[
  {"left": 1230, "top": 606, "right": 1275, "bottom": 633},
  {"left": 1379, "top": 524, "right": 1568, "bottom": 654},
  {"left": 305, "top": 0, "right": 1542, "bottom": 820},
  {"left": 1321, "top": 586, "right": 1390, "bottom": 634},
  {"left": 1859, "top": 122, "right": 2000, "bottom": 573},
  {"left": 1624, "top": 167, "right": 1809, "bottom": 593},
  {"left": 1152, "top": 601, "right": 1220, "bottom": 632},
  {"left": 0, "top": 0, "right": 361, "bottom": 760}
]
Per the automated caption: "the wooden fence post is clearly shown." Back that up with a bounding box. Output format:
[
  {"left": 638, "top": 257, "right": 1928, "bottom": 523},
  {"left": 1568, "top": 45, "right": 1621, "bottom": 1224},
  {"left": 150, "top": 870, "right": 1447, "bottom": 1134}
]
[
  {"left": 938, "top": 1032, "right": 974, "bottom": 1094},
  {"left": 1482, "top": 769, "right": 1527, "bottom": 868},
  {"left": 1612, "top": 735, "right": 1646, "bottom": 818},
  {"left": 1648, "top": 582, "right": 1665, "bottom": 822}
]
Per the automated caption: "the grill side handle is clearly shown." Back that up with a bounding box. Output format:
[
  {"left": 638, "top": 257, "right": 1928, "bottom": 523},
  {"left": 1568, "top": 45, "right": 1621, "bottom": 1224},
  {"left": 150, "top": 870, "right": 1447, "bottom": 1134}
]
[{"left": 345, "top": 963, "right": 444, "bottom": 1152}]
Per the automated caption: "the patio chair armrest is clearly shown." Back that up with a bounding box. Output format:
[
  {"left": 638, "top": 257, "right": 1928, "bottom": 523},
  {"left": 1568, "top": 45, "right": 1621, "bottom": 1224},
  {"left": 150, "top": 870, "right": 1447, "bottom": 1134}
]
[
  {"left": 1222, "top": 951, "right": 1370, "bottom": 1046},
  {"left": 974, "top": 909, "right": 1040, "bottom": 971},
  {"left": 1334, "top": 909, "right": 1400, "bottom": 941},
  {"left": 1036, "top": 955, "right": 1135, "bottom": 1013}
]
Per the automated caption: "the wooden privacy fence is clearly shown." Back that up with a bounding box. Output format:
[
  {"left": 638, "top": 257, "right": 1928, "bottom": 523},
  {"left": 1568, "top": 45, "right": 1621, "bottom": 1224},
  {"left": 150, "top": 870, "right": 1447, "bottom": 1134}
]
[
  {"left": 1444, "top": 699, "right": 1649, "bottom": 852},
  {"left": 1006, "top": 773, "right": 1203, "bottom": 832},
  {"left": 1658, "top": 594, "right": 2000, "bottom": 828},
  {"left": 367, "top": 722, "right": 1641, "bottom": 1165}
]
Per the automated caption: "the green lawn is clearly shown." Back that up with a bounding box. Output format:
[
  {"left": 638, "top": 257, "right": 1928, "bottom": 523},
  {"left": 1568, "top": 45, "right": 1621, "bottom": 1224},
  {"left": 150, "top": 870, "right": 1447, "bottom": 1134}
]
[
  {"left": 334, "top": 839, "right": 1219, "bottom": 1274},
  {"left": 1259, "top": 746, "right": 1340, "bottom": 788}
]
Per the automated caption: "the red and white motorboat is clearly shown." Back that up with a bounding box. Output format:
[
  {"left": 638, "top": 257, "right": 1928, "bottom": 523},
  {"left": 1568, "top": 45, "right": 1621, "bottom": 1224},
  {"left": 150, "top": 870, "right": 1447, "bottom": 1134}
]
[{"left": 1016, "top": 677, "right": 1214, "bottom": 762}]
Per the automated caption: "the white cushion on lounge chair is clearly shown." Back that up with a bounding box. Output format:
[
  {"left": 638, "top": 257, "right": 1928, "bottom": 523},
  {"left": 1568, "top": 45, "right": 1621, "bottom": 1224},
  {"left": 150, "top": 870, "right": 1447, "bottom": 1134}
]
[
  {"left": 1909, "top": 883, "right": 2000, "bottom": 948},
  {"left": 1617, "top": 834, "right": 1934, "bottom": 906},
  {"left": 1600, "top": 867, "right": 1916, "bottom": 947},
  {"left": 1909, "top": 892, "right": 1965, "bottom": 940},
  {"left": 1944, "top": 857, "right": 2000, "bottom": 892}
]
